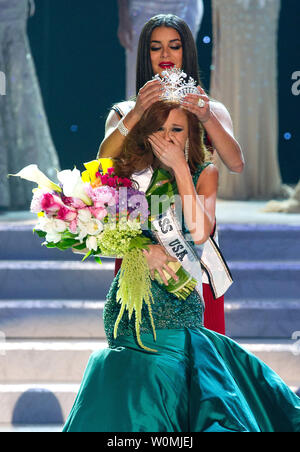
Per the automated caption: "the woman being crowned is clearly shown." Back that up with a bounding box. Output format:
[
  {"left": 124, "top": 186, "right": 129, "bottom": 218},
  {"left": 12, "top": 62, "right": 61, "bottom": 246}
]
[{"left": 63, "top": 70, "right": 300, "bottom": 433}]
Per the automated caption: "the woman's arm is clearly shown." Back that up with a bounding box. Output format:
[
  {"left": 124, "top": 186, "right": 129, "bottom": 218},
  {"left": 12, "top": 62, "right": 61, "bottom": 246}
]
[
  {"left": 97, "top": 108, "right": 140, "bottom": 159},
  {"left": 98, "top": 80, "right": 162, "bottom": 159},
  {"left": 173, "top": 163, "right": 218, "bottom": 245},
  {"left": 204, "top": 102, "right": 245, "bottom": 174},
  {"left": 148, "top": 133, "right": 218, "bottom": 245},
  {"left": 182, "top": 89, "right": 245, "bottom": 174}
]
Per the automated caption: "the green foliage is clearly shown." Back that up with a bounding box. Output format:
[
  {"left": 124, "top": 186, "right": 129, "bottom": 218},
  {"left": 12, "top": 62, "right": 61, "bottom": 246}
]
[{"left": 114, "top": 248, "right": 157, "bottom": 353}]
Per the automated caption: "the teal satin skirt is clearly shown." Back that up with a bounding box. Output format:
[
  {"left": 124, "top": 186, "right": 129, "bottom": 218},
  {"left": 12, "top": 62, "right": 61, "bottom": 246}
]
[{"left": 63, "top": 328, "right": 300, "bottom": 432}]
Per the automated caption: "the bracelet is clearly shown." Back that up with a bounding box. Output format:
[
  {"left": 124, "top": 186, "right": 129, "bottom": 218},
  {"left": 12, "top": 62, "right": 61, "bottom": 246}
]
[{"left": 117, "top": 117, "right": 129, "bottom": 136}]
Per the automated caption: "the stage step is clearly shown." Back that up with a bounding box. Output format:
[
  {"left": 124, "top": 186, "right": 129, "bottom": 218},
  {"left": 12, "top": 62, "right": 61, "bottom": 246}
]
[
  {"left": 218, "top": 224, "right": 300, "bottom": 261},
  {"left": 0, "top": 340, "right": 106, "bottom": 383},
  {"left": 0, "top": 260, "right": 114, "bottom": 300},
  {"left": 0, "top": 339, "right": 298, "bottom": 425},
  {"left": 0, "top": 300, "right": 105, "bottom": 339},
  {"left": 225, "top": 299, "right": 300, "bottom": 338},
  {"left": 1, "top": 223, "right": 300, "bottom": 261},
  {"left": 0, "top": 299, "right": 300, "bottom": 340},
  {"left": 225, "top": 260, "right": 300, "bottom": 301},
  {"left": 0, "top": 259, "right": 299, "bottom": 302}
]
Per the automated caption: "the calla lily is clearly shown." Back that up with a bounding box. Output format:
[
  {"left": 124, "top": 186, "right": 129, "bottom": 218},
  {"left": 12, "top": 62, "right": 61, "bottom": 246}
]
[
  {"left": 9, "top": 165, "right": 62, "bottom": 193},
  {"left": 57, "top": 168, "right": 92, "bottom": 206}
]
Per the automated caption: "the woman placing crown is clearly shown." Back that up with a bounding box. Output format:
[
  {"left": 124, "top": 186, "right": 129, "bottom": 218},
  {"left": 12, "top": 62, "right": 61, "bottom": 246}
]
[
  {"left": 98, "top": 14, "right": 243, "bottom": 336},
  {"left": 63, "top": 82, "right": 300, "bottom": 431}
]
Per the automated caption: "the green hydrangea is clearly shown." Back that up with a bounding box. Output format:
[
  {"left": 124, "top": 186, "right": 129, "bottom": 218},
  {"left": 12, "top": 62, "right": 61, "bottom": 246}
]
[{"left": 97, "top": 217, "right": 143, "bottom": 257}]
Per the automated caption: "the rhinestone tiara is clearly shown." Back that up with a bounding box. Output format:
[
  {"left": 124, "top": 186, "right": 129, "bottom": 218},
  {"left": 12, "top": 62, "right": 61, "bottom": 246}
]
[{"left": 153, "top": 67, "right": 199, "bottom": 102}]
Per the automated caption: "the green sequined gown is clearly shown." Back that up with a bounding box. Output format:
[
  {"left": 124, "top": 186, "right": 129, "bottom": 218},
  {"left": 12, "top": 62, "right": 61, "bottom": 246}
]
[{"left": 63, "top": 164, "right": 300, "bottom": 432}]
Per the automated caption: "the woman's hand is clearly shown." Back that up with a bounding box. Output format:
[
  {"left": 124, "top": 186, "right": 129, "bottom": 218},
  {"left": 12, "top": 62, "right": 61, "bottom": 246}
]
[
  {"left": 181, "top": 86, "right": 211, "bottom": 123},
  {"left": 142, "top": 245, "right": 179, "bottom": 286},
  {"left": 148, "top": 133, "right": 186, "bottom": 171},
  {"left": 132, "top": 80, "right": 162, "bottom": 120}
]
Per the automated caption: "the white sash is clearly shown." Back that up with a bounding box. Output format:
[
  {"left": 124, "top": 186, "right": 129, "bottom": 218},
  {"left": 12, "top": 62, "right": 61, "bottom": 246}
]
[{"left": 151, "top": 205, "right": 204, "bottom": 302}]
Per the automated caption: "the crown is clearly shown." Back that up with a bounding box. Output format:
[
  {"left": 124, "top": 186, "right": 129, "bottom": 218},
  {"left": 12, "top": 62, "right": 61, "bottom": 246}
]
[{"left": 153, "top": 67, "right": 199, "bottom": 102}]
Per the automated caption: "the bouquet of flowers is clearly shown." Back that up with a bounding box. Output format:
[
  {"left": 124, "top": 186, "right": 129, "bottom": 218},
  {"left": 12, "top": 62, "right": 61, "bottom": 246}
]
[{"left": 10, "top": 158, "right": 197, "bottom": 351}]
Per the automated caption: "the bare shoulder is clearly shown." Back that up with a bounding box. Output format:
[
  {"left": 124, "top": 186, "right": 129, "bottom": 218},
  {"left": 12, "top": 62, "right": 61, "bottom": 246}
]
[
  {"left": 210, "top": 100, "right": 234, "bottom": 134},
  {"left": 196, "top": 163, "right": 219, "bottom": 191},
  {"left": 200, "top": 163, "right": 219, "bottom": 179}
]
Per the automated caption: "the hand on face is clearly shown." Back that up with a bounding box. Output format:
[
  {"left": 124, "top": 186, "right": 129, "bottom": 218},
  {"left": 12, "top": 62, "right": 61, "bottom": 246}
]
[
  {"left": 148, "top": 108, "right": 188, "bottom": 171},
  {"left": 148, "top": 133, "right": 186, "bottom": 171}
]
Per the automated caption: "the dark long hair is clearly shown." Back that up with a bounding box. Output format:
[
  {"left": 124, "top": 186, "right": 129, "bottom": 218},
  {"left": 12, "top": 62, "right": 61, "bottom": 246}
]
[
  {"left": 113, "top": 101, "right": 210, "bottom": 182},
  {"left": 136, "top": 14, "right": 202, "bottom": 94}
]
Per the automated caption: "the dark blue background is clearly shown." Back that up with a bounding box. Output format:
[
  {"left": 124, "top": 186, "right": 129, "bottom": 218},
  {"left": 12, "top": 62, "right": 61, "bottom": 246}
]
[{"left": 27, "top": 0, "right": 300, "bottom": 183}]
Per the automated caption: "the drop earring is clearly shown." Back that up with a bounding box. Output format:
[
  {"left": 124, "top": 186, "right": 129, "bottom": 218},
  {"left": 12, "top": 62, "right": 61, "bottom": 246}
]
[{"left": 185, "top": 139, "right": 189, "bottom": 162}]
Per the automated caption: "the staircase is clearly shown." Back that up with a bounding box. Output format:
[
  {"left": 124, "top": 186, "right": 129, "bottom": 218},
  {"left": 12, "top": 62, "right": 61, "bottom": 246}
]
[{"left": 0, "top": 220, "right": 299, "bottom": 428}]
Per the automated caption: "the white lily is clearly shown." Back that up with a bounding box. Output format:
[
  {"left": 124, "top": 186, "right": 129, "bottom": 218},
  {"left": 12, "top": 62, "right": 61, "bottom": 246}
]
[
  {"left": 9, "top": 165, "right": 61, "bottom": 192},
  {"left": 36, "top": 217, "right": 68, "bottom": 244},
  {"left": 57, "top": 168, "right": 92, "bottom": 206},
  {"left": 86, "top": 236, "right": 98, "bottom": 252},
  {"left": 76, "top": 218, "right": 103, "bottom": 242}
]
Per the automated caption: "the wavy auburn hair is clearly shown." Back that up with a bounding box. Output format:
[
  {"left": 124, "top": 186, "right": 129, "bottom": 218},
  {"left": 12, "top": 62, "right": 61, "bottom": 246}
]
[{"left": 113, "top": 101, "right": 210, "bottom": 184}]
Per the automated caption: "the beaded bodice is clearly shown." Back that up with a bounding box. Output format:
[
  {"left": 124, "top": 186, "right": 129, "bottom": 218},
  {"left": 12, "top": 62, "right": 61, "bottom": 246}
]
[{"left": 104, "top": 163, "right": 211, "bottom": 346}]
